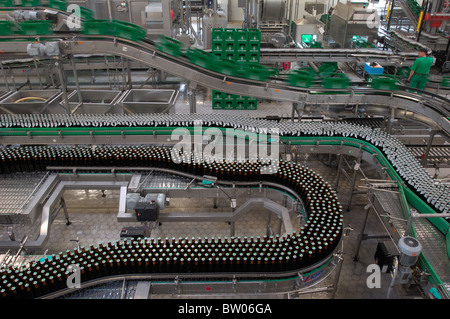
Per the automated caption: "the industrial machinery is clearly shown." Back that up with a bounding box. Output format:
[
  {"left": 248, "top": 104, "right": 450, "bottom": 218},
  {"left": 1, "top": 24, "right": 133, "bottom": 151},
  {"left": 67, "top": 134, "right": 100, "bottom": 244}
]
[
  {"left": 395, "top": 236, "right": 422, "bottom": 284},
  {"left": 292, "top": 16, "right": 326, "bottom": 47},
  {"left": 328, "top": 2, "right": 379, "bottom": 48}
]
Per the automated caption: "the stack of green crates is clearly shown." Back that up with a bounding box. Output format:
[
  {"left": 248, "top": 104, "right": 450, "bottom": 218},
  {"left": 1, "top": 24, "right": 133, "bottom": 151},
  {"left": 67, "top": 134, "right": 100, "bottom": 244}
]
[
  {"left": 212, "top": 28, "right": 260, "bottom": 110},
  {"left": 406, "top": 0, "right": 421, "bottom": 17}
]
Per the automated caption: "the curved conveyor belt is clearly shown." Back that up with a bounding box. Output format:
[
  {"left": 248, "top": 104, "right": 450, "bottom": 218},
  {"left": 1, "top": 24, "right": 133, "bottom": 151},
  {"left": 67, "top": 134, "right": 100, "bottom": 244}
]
[
  {"left": 0, "top": 113, "right": 449, "bottom": 299},
  {"left": 0, "top": 34, "right": 449, "bottom": 135}
]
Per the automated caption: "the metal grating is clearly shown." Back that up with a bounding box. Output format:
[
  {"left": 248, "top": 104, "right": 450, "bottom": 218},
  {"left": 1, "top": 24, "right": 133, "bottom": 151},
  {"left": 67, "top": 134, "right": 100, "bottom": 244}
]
[
  {"left": 0, "top": 172, "right": 49, "bottom": 217},
  {"left": 373, "top": 188, "right": 407, "bottom": 235},
  {"left": 373, "top": 187, "right": 450, "bottom": 292},
  {"left": 139, "top": 172, "right": 191, "bottom": 189},
  {"left": 58, "top": 280, "right": 138, "bottom": 299},
  {"left": 413, "top": 216, "right": 450, "bottom": 284}
]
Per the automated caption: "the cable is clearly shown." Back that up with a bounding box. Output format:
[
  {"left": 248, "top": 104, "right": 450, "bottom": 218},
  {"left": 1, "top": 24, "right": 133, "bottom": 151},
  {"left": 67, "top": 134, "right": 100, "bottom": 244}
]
[{"left": 13, "top": 96, "right": 46, "bottom": 103}]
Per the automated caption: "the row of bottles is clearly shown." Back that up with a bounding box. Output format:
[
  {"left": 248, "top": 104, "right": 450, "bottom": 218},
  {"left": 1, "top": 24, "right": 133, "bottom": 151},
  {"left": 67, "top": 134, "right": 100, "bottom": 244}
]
[
  {"left": 1, "top": 227, "right": 341, "bottom": 299},
  {"left": 0, "top": 145, "right": 343, "bottom": 299},
  {"left": 0, "top": 112, "right": 447, "bottom": 214}
]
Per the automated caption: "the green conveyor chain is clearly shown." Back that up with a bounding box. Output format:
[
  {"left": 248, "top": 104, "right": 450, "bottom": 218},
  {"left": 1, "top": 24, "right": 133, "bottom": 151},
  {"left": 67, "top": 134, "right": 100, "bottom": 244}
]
[{"left": 0, "top": 125, "right": 448, "bottom": 287}]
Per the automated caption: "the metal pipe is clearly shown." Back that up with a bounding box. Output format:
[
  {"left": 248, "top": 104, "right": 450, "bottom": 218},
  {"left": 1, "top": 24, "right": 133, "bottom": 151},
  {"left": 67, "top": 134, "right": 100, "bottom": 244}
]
[
  {"left": 106, "top": 0, "right": 113, "bottom": 21},
  {"left": 405, "top": 208, "right": 450, "bottom": 236},
  {"left": 417, "top": 0, "right": 429, "bottom": 41},
  {"left": 0, "top": 62, "right": 10, "bottom": 91},
  {"left": 335, "top": 154, "right": 343, "bottom": 189},
  {"left": 421, "top": 130, "right": 436, "bottom": 166},
  {"left": 353, "top": 203, "right": 372, "bottom": 261},
  {"left": 34, "top": 58, "right": 44, "bottom": 90},
  {"left": 386, "top": 0, "right": 395, "bottom": 31}
]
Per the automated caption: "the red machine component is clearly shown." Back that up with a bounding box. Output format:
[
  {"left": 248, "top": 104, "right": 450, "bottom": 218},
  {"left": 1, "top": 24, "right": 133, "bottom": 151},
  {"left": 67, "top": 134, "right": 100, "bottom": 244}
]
[{"left": 424, "top": 13, "right": 450, "bottom": 28}]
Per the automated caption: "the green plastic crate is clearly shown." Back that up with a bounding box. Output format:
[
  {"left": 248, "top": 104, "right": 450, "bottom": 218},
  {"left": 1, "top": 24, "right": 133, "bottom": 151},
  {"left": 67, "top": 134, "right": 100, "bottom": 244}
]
[
  {"left": 0, "top": 0, "right": 14, "bottom": 6},
  {"left": 0, "top": 20, "right": 13, "bottom": 35},
  {"left": 212, "top": 99, "right": 224, "bottom": 109},
  {"left": 246, "top": 97, "right": 257, "bottom": 110},
  {"left": 318, "top": 62, "right": 338, "bottom": 77},
  {"left": 224, "top": 41, "right": 237, "bottom": 52},
  {"left": 210, "top": 28, "right": 260, "bottom": 111},
  {"left": 48, "top": 0, "right": 66, "bottom": 10},
  {"left": 370, "top": 75, "right": 400, "bottom": 91},
  {"left": 236, "top": 29, "right": 248, "bottom": 42},
  {"left": 288, "top": 73, "right": 314, "bottom": 88},
  {"left": 441, "top": 76, "right": 450, "bottom": 88},
  {"left": 212, "top": 90, "right": 223, "bottom": 100},
  {"left": 20, "top": 0, "right": 40, "bottom": 6},
  {"left": 186, "top": 48, "right": 214, "bottom": 69},
  {"left": 236, "top": 41, "right": 248, "bottom": 52},
  {"left": 223, "top": 99, "right": 236, "bottom": 109},
  {"left": 113, "top": 19, "right": 146, "bottom": 41},
  {"left": 212, "top": 40, "right": 225, "bottom": 51},
  {"left": 248, "top": 42, "right": 260, "bottom": 53},
  {"left": 224, "top": 52, "right": 236, "bottom": 61},
  {"left": 212, "top": 28, "right": 224, "bottom": 41},
  {"left": 247, "top": 53, "right": 260, "bottom": 64},
  {"left": 155, "top": 35, "right": 185, "bottom": 56},
  {"left": 79, "top": 7, "right": 94, "bottom": 20},
  {"left": 19, "top": 20, "right": 52, "bottom": 35},
  {"left": 81, "top": 19, "right": 146, "bottom": 41},
  {"left": 223, "top": 92, "right": 234, "bottom": 100},
  {"left": 223, "top": 28, "right": 236, "bottom": 42},
  {"left": 293, "top": 67, "right": 316, "bottom": 75},
  {"left": 235, "top": 96, "right": 247, "bottom": 109},
  {"left": 245, "top": 64, "right": 277, "bottom": 81},
  {"left": 236, "top": 52, "right": 247, "bottom": 63},
  {"left": 81, "top": 19, "right": 112, "bottom": 35},
  {"left": 322, "top": 73, "right": 350, "bottom": 89},
  {"left": 212, "top": 52, "right": 224, "bottom": 60}
]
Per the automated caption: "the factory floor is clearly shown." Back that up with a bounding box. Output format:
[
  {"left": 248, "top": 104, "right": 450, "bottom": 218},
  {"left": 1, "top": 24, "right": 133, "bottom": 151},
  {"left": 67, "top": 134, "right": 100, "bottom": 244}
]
[
  {"left": 0, "top": 88, "right": 427, "bottom": 300},
  {"left": 13, "top": 155, "right": 423, "bottom": 299}
]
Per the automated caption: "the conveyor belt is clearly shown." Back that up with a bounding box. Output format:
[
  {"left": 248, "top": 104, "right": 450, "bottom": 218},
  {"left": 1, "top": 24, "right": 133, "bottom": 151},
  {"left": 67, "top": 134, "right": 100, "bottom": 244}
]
[
  {"left": 0, "top": 113, "right": 448, "bottom": 218},
  {"left": 0, "top": 35, "right": 449, "bottom": 136},
  {"left": 0, "top": 114, "right": 449, "bottom": 298},
  {"left": 0, "top": 144, "right": 344, "bottom": 299},
  {"left": 259, "top": 47, "right": 417, "bottom": 65}
]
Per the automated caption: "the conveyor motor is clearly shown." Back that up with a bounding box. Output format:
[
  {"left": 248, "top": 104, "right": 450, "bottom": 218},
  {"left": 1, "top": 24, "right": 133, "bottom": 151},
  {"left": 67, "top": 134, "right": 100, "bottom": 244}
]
[
  {"left": 394, "top": 236, "right": 422, "bottom": 285},
  {"left": 398, "top": 236, "right": 422, "bottom": 267},
  {"left": 126, "top": 193, "right": 165, "bottom": 222},
  {"left": 135, "top": 200, "right": 160, "bottom": 222}
]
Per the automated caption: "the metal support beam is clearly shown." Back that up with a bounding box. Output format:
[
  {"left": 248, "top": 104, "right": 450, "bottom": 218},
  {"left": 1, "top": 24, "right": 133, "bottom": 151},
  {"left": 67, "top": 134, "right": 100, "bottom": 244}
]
[
  {"left": 405, "top": 208, "right": 450, "bottom": 237},
  {"left": 421, "top": 130, "right": 436, "bottom": 166},
  {"left": 55, "top": 61, "right": 70, "bottom": 114},
  {"left": 70, "top": 56, "right": 83, "bottom": 113},
  {"left": 188, "top": 83, "right": 197, "bottom": 113},
  {"left": 335, "top": 154, "right": 343, "bottom": 189},
  {"left": 346, "top": 149, "right": 363, "bottom": 211},
  {"left": 353, "top": 201, "right": 372, "bottom": 261},
  {"left": 387, "top": 0, "right": 395, "bottom": 31}
]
